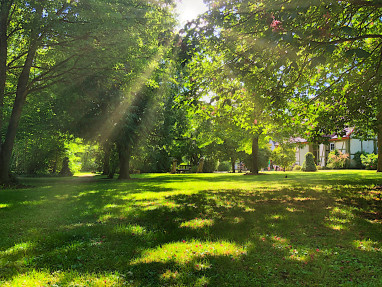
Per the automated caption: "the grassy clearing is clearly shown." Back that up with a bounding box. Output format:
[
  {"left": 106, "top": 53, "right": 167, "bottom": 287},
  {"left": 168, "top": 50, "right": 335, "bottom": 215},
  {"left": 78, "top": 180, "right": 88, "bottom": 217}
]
[{"left": 0, "top": 170, "right": 381, "bottom": 286}]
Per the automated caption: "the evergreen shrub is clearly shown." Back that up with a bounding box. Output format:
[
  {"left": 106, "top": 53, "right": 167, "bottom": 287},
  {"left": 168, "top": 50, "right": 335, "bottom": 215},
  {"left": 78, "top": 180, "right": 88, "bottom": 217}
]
[
  {"left": 353, "top": 151, "right": 368, "bottom": 169},
  {"left": 202, "top": 158, "right": 219, "bottom": 173},
  {"left": 302, "top": 152, "right": 317, "bottom": 172},
  {"left": 217, "top": 161, "right": 231, "bottom": 172}
]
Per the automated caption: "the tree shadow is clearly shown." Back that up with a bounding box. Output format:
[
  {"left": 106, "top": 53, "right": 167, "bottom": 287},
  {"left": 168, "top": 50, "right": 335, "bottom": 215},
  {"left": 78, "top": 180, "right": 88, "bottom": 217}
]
[{"left": 0, "top": 175, "right": 381, "bottom": 285}]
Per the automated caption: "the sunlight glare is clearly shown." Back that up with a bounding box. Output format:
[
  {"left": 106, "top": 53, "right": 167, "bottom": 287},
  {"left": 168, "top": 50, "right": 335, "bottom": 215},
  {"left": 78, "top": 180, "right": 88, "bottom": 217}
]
[{"left": 176, "top": 0, "right": 208, "bottom": 25}]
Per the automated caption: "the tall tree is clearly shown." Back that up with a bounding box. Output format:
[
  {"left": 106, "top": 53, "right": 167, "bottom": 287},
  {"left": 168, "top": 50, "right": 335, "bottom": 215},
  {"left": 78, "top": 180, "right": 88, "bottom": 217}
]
[{"left": 0, "top": 0, "right": 175, "bottom": 183}]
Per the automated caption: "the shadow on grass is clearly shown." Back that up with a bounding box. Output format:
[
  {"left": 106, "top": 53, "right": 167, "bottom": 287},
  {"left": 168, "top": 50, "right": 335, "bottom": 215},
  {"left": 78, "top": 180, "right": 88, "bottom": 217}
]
[{"left": 0, "top": 173, "right": 381, "bottom": 286}]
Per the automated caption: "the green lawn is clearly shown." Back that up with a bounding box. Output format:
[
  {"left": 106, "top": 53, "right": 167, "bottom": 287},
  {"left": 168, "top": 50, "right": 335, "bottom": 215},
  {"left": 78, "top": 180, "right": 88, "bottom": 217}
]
[{"left": 0, "top": 171, "right": 381, "bottom": 286}]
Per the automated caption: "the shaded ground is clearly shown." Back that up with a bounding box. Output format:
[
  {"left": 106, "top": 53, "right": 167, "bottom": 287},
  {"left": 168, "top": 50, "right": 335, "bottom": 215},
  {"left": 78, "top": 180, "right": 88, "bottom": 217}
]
[{"left": 0, "top": 171, "right": 381, "bottom": 286}]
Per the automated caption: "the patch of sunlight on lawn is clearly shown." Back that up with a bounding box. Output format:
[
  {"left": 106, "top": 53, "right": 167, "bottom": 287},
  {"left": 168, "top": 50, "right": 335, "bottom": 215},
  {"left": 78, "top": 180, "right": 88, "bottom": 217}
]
[
  {"left": 353, "top": 239, "right": 381, "bottom": 252},
  {"left": 132, "top": 240, "right": 247, "bottom": 265},
  {"left": 180, "top": 218, "right": 214, "bottom": 229},
  {"left": 0, "top": 203, "right": 10, "bottom": 208},
  {"left": 0, "top": 242, "right": 35, "bottom": 256},
  {"left": 325, "top": 206, "right": 355, "bottom": 231},
  {"left": 2, "top": 270, "right": 125, "bottom": 287},
  {"left": 114, "top": 224, "right": 149, "bottom": 236}
]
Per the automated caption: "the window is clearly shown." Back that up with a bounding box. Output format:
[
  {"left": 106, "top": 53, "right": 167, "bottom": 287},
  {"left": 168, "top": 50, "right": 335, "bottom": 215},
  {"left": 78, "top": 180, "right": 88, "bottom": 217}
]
[{"left": 330, "top": 143, "right": 335, "bottom": 151}]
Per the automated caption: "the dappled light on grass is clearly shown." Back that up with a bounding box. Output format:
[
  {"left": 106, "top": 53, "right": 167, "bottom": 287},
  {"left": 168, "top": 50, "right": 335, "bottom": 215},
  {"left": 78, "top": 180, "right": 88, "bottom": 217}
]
[
  {"left": 2, "top": 270, "right": 125, "bottom": 287},
  {"left": 325, "top": 206, "right": 355, "bottom": 231},
  {"left": 0, "top": 171, "right": 381, "bottom": 286},
  {"left": 180, "top": 218, "right": 215, "bottom": 229},
  {"left": 1, "top": 242, "right": 35, "bottom": 257},
  {"left": 353, "top": 239, "right": 381, "bottom": 252},
  {"left": 132, "top": 240, "right": 247, "bottom": 265}
]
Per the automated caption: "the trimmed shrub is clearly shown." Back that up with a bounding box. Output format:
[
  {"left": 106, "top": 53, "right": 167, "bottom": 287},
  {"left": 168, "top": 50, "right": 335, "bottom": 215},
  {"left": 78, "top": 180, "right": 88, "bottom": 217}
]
[
  {"left": 360, "top": 153, "right": 378, "bottom": 170},
  {"left": 217, "top": 161, "right": 231, "bottom": 172},
  {"left": 302, "top": 152, "right": 317, "bottom": 172},
  {"left": 316, "top": 165, "right": 322, "bottom": 170},
  {"left": 327, "top": 150, "right": 349, "bottom": 169},
  {"left": 202, "top": 158, "right": 219, "bottom": 173},
  {"left": 353, "top": 151, "right": 368, "bottom": 169},
  {"left": 293, "top": 165, "right": 302, "bottom": 171}
]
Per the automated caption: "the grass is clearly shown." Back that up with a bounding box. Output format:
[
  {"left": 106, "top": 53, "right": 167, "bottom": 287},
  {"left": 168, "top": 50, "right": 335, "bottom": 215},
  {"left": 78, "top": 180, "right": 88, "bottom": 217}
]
[{"left": 0, "top": 170, "right": 381, "bottom": 286}]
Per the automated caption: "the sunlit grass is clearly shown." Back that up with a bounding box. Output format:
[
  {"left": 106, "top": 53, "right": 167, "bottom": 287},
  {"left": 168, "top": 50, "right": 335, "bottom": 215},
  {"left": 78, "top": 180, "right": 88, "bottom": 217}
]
[{"left": 0, "top": 170, "right": 381, "bottom": 286}]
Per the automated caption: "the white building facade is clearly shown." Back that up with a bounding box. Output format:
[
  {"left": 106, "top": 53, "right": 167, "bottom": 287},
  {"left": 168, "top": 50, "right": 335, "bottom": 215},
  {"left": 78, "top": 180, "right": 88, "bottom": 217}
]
[{"left": 294, "top": 129, "right": 377, "bottom": 167}]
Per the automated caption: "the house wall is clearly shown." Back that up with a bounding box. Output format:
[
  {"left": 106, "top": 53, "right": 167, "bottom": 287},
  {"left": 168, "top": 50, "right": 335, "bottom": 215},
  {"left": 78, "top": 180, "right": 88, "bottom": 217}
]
[
  {"left": 318, "top": 144, "right": 326, "bottom": 166},
  {"left": 296, "top": 144, "right": 310, "bottom": 166},
  {"left": 333, "top": 140, "right": 347, "bottom": 153},
  {"left": 350, "top": 139, "right": 376, "bottom": 158}
]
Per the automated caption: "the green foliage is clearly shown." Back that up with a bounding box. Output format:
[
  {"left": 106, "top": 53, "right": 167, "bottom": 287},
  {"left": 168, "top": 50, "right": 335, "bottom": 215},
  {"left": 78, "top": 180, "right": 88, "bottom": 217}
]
[
  {"left": 271, "top": 145, "right": 296, "bottom": 170},
  {"left": 202, "top": 158, "right": 219, "bottom": 173},
  {"left": 243, "top": 147, "right": 271, "bottom": 171},
  {"left": 361, "top": 153, "right": 378, "bottom": 170},
  {"left": 217, "top": 161, "right": 231, "bottom": 172},
  {"left": 353, "top": 151, "right": 368, "bottom": 169},
  {"left": 302, "top": 152, "right": 317, "bottom": 172},
  {"left": 293, "top": 165, "right": 302, "bottom": 171},
  {"left": 327, "top": 150, "right": 349, "bottom": 169}
]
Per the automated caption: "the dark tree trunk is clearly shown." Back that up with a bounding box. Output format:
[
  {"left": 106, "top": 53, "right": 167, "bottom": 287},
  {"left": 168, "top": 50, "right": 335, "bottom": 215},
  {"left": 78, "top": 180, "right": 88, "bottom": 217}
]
[
  {"left": 377, "top": 110, "right": 382, "bottom": 172},
  {"left": 118, "top": 145, "right": 131, "bottom": 180},
  {"left": 0, "top": 1, "right": 10, "bottom": 138},
  {"left": 251, "top": 135, "right": 259, "bottom": 174},
  {"left": 0, "top": 5, "right": 42, "bottom": 184},
  {"left": 102, "top": 143, "right": 111, "bottom": 176},
  {"left": 231, "top": 157, "right": 236, "bottom": 173},
  {"left": 0, "top": 2, "right": 10, "bottom": 183}
]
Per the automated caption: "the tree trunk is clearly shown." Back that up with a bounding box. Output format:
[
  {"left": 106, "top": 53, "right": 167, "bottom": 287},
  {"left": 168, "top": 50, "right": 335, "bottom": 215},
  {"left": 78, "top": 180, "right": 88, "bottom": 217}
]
[
  {"left": 0, "top": 1, "right": 10, "bottom": 140},
  {"left": 102, "top": 143, "right": 111, "bottom": 176},
  {"left": 377, "top": 109, "right": 382, "bottom": 172},
  {"left": 251, "top": 135, "right": 259, "bottom": 174},
  {"left": 118, "top": 145, "right": 131, "bottom": 180},
  {"left": 231, "top": 157, "right": 236, "bottom": 173},
  {"left": 0, "top": 5, "right": 42, "bottom": 184}
]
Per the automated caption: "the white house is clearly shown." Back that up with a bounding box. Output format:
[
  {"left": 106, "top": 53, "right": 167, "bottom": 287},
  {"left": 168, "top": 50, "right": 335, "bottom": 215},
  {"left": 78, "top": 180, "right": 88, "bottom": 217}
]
[{"left": 293, "top": 128, "right": 377, "bottom": 167}]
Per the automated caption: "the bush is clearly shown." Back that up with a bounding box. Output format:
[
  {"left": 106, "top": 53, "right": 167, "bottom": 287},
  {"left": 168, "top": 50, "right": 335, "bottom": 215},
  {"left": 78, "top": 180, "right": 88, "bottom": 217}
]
[
  {"left": 316, "top": 165, "right": 322, "bottom": 170},
  {"left": 326, "top": 150, "right": 349, "bottom": 169},
  {"left": 293, "top": 165, "right": 302, "bottom": 171},
  {"left": 243, "top": 147, "right": 271, "bottom": 171},
  {"left": 360, "top": 153, "right": 378, "bottom": 170},
  {"left": 202, "top": 158, "right": 219, "bottom": 173},
  {"left": 302, "top": 152, "right": 317, "bottom": 172},
  {"left": 353, "top": 151, "right": 368, "bottom": 169},
  {"left": 217, "top": 161, "right": 231, "bottom": 172}
]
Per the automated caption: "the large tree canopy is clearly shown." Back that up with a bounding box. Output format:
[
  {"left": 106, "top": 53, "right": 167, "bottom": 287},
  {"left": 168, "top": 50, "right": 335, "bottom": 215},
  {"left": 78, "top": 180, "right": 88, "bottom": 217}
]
[{"left": 0, "top": 0, "right": 176, "bottom": 183}]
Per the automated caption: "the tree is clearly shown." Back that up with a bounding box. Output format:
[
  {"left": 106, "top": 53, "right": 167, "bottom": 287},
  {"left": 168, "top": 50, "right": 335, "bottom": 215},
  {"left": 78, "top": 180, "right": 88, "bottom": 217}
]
[
  {"left": 0, "top": 0, "right": 176, "bottom": 184},
  {"left": 271, "top": 144, "right": 296, "bottom": 171},
  {"left": 181, "top": 2, "right": 302, "bottom": 174},
  {"left": 0, "top": 0, "right": 176, "bottom": 183},
  {"left": 198, "top": 0, "right": 382, "bottom": 172}
]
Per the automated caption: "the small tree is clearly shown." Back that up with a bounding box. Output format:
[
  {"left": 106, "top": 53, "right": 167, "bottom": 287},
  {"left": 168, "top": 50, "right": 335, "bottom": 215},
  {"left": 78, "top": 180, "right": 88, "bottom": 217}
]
[
  {"left": 271, "top": 145, "right": 296, "bottom": 172},
  {"left": 302, "top": 152, "right": 317, "bottom": 172}
]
